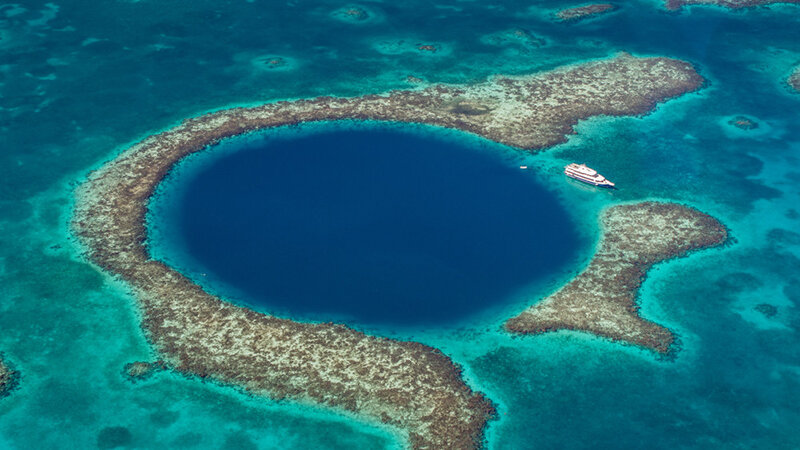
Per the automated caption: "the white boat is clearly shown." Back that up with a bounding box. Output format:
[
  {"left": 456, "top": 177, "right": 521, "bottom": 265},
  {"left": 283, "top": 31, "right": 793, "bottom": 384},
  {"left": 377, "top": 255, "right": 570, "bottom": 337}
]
[{"left": 564, "top": 163, "right": 615, "bottom": 188}]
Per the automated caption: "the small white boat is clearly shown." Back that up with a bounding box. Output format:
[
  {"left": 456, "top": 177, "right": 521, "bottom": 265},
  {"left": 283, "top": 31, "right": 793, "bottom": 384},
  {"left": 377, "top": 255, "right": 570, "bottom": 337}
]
[
  {"left": 564, "top": 163, "right": 615, "bottom": 188},
  {"left": 520, "top": 165, "right": 528, "bottom": 169}
]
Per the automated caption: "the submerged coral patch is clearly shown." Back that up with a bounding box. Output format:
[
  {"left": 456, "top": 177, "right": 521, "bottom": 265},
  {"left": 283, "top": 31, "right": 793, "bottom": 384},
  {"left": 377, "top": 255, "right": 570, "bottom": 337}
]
[
  {"left": 728, "top": 115, "right": 759, "bottom": 130},
  {"left": 405, "top": 75, "right": 425, "bottom": 84},
  {"left": 556, "top": 4, "right": 617, "bottom": 21},
  {"left": 371, "top": 38, "right": 452, "bottom": 57},
  {"left": 754, "top": 303, "right": 778, "bottom": 318},
  {"left": 789, "top": 66, "right": 800, "bottom": 92},
  {"left": 0, "top": 358, "right": 18, "bottom": 398},
  {"left": 123, "top": 360, "right": 166, "bottom": 382},
  {"left": 330, "top": 4, "right": 382, "bottom": 24},
  {"left": 664, "top": 0, "right": 799, "bottom": 9},
  {"left": 718, "top": 114, "right": 775, "bottom": 140},
  {"left": 251, "top": 55, "right": 298, "bottom": 72}
]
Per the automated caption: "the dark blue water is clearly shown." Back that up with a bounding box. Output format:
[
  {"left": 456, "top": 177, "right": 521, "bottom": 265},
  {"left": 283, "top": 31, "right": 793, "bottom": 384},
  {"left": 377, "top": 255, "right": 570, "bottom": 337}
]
[{"left": 160, "top": 126, "right": 581, "bottom": 325}]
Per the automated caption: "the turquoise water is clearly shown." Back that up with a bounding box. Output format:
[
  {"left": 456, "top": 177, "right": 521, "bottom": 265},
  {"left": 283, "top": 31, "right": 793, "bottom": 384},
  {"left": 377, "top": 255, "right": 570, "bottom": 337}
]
[
  {"left": 1, "top": 0, "right": 799, "bottom": 448},
  {"left": 149, "top": 123, "right": 583, "bottom": 327}
]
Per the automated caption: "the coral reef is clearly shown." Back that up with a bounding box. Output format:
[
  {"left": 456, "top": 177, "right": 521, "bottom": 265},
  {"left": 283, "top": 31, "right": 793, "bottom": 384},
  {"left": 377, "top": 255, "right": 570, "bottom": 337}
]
[
  {"left": 728, "top": 115, "right": 759, "bottom": 130},
  {"left": 789, "top": 66, "right": 800, "bottom": 92},
  {"left": 331, "top": 5, "right": 379, "bottom": 24},
  {"left": 557, "top": 4, "right": 616, "bottom": 21},
  {"left": 754, "top": 303, "right": 778, "bottom": 318},
  {"left": 259, "top": 57, "right": 286, "bottom": 69},
  {"left": 250, "top": 55, "right": 297, "bottom": 72},
  {"left": 72, "top": 54, "right": 702, "bottom": 447},
  {"left": 665, "top": 0, "right": 799, "bottom": 10},
  {"left": 371, "top": 39, "right": 451, "bottom": 57},
  {"left": 123, "top": 360, "right": 167, "bottom": 382},
  {"left": 0, "top": 358, "right": 18, "bottom": 398},
  {"left": 337, "top": 6, "right": 369, "bottom": 21},
  {"left": 506, "top": 202, "right": 727, "bottom": 354}
]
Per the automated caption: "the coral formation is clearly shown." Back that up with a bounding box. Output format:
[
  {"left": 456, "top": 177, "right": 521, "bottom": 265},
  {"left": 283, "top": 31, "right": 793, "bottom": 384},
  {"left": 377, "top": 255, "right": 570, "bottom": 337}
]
[
  {"left": 97, "top": 426, "right": 133, "bottom": 449},
  {"left": 665, "top": 0, "right": 799, "bottom": 9},
  {"left": 0, "top": 358, "right": 18, "bottom": 398},
  {"left": 123, "top": 360, "right": 166, "bottom": 382},
  {"left": 371, "top": 39, "right": 451, "bottom": 57},
  {"left": 789, "top": 66, "right": 800, "bottom": 92},
  {"left": 506, "top": 202, "right": 727, "bottom": 354},
  {"left": 754, "top": 303, "right": 778, "bottom": 318},
  {"left": 557, "top": 4, "right": 616, "bottom": 21},
  {"left": 728, "top": 115, "right": 759, "bottom": 130},
  {"left": 260, "top": 57, "right": 286, "bottom": 69},
  {"left": 250, "top": 55, "right": 296, "bottom": 72},
  {"left": 331, "top": 5, "right": 378, "bottom": 24},
  {"left": 73, "top": 54, "right": 702, "bottom": 447}
]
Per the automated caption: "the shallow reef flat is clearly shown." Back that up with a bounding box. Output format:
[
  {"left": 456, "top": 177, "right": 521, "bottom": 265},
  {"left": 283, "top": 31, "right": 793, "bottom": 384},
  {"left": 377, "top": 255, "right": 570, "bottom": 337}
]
[
  {"left": 72, "top": 54, "right": 701, "bottom": 448},
  {"left": 664, "top": 0, "right": 799, "bottom": 9},
  {"left": 506, "top": 202, "right": 728, "bottom": 354},
  {"left": 0, "top": 358, "right": 17, "bottom": 398},
  {"left": 789, "top": 66, "right": 800, "bottom": 92},
  {"left": 556, "top": 4, "right": 616, "bottom": 21}
]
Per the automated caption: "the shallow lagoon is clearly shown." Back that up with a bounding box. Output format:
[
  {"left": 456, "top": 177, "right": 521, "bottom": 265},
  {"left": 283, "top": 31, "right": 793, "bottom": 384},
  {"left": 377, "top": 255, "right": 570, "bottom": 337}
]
[{"left": 150, "top": 123, "right": 583, "bottom": 326}]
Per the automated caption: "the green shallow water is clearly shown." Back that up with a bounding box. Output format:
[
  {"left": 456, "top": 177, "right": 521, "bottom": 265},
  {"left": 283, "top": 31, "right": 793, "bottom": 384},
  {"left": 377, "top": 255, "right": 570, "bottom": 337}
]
[{"left": 1, "top": 0, "right": 800, "bottom": 448}]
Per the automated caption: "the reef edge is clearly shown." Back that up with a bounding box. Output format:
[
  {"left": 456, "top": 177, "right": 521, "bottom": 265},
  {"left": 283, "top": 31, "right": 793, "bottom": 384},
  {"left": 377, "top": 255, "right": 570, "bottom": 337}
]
[
  {"left": 556, "top": 3, "right": 616, "bottom": 21},
  {"left": 0, "top": 358, "right": 19, "bottom": 398},
  {"left": 505, "top": 202, "right": 728, "bottom": 354},
  {"left": 788, "top": 66, "right": 800, "bottom": 92}
]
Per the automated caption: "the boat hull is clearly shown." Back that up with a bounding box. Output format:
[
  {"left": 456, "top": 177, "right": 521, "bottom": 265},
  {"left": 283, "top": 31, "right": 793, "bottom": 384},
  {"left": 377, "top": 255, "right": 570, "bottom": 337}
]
[{"left": 565, "top": 172, "right": 615, "bottom": 188}]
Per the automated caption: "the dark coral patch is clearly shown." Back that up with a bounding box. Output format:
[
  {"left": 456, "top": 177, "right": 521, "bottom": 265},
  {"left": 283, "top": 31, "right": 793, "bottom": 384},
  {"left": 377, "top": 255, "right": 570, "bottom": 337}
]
[
  {"left": 331, "top": 5, "right": 379, "bottom": 24},
  {"left": 754, "top": 303, "right": 778, "bottom": 318},
  {"left": 0, "top": 358, "right": 19, "bottom": 398},
  {"left": 123, "top": 360, "right": 166, "bottom": 382},
  {"left": 665, "top": 0, "right": 800, "bottom": 10},
  {"left": 97, "top": 426, "right": 132, "bottom": 449},
  {"left": 556, "top": 4, "right": 616, "bottom": 21},
  {"left": 728, "top": 115, "right": 759, "bottom": 130},
  {"left": 790, "top": 67, "right": 800, "bottom": 92}
]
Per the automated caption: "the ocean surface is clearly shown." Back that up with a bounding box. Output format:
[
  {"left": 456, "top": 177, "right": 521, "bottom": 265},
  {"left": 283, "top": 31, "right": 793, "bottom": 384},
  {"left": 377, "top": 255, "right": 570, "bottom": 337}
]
[
  {"left": 148, "top": 124, "right": 583, "bottom": 326},
  {"left": 1, "top": 0, "right": 799, "bottom": 449}
]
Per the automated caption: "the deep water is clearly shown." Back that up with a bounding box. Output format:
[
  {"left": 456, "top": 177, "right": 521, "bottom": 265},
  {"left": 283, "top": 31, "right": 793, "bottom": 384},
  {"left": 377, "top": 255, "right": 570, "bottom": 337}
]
[
  {"left": 1, "top": 0, "right": 800, "bottom": 449},
  {"left": 150, "top": 125, "right": 582, "bottom": 326}
]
